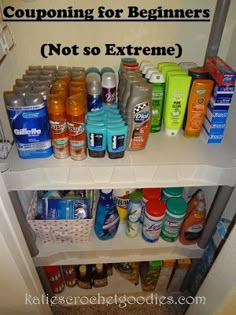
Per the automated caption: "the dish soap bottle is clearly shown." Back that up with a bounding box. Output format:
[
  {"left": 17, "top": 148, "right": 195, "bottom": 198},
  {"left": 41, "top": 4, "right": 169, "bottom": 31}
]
[
  {"left": 179, "top": 201, "right": 206, "bottom": 245},
  {"left": 95, "top": 189, "right": 120, "bottom": 240}
]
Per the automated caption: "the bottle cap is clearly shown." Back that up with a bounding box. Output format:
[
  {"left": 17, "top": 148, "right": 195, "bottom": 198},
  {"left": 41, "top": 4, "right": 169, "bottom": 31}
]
[
  {"left": 166, "top": 197, "right": 187, "bottom": 216},
  {"left": 87, "top": 80, "right": 101, "bottom": 95},
  {"left": 196, "top": 201, "right": 205, "bottom": 211},
  {"left": 145, "top": 69, "right": 159, "bottom": 80},
  {"left": 150, "top": 260, "right": 162, "bottom": 268},
  {"left": 44, "top": 266, "right": 60, "bottom": 274},
  {"left": 79, "top": 265, "right": 87, "bottom": 274},
  {"left": 139, "top": 60, "right": 153, "bottom": 71},
  {"left": 143, "top": 188, "right": 161, "bottom": 199},
  {"left": 129, "top": 190, "right": 143, "bottom": 201},
  {"left": 146, "top": 199, "right": 166, "bottom": 217},
  {"left": 142, "top": 64, "right": 155, "bottom": 75},
  {"left": 188, "top": 67, "right": 209, "bottom": 80},
  {"left": 96, "top": 263, "right": 103, "bottom": 272},
  {"left": 162, "top": 260, "right": 176, "bottom": 267},
  {"left": 101, "top": 189, "right": 112, "bottom": 194},
  {"left": 165, "top": 128, "right": 179, "bottom": 136},
  {"left": 149, "top": 72, "right": 165, "bottom": 83},
  {"left": 86, "top": 72, "right": 100, "bottom": 83},
  {"left": 163, "top": 187, "right": 183, "bottom": 196},
  {"left": 102, "top": 72, "right": 116, "bottom": 88}
]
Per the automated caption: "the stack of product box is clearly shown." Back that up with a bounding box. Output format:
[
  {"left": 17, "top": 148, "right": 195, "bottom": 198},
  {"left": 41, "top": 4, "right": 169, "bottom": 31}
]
[{"left": 202, "top": 56, "right": 236, "bottom": 144}]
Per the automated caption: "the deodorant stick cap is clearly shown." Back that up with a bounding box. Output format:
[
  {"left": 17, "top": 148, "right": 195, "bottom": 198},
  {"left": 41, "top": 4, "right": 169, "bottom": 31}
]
[
  {"left": 142, "top": 64, "right": 155, "bottom": 75},
  {"left": 139, "top": 60, "right": 153, "bottom": 71},
  {"left": 102, "top": 72, "right": 116, "bottom": 88},
  {"left": 145, "top": 69, "right": 159, "bottom": 80}
]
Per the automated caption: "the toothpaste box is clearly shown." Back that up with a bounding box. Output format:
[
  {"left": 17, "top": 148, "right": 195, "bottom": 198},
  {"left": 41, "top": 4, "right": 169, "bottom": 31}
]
[
  {"left": 212, "top": 93, "right": 234, "bottom": 104},
  {"left": 201, "top": 125, "right": 224, "bottom": 144},
  {"left": 206, "top": 105, "right": 228, "bottom": 124},
  {"left": 203, "top": 117, "right": 226, "bottom": 135},
  {"left": 205, "top": 56, "right": 236, "bottom": 86},
  {"left": 209, "top": 96, "right": 231, "bottom": 110},
  {"left": 213, "top": 84, "right": 235, "bottom": 95}
]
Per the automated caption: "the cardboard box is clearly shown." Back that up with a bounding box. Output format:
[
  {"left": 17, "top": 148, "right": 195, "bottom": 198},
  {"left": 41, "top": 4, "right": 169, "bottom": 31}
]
[
  {"left": 206, "top": 104, "right": 228, "bottom": 124},
  {"left": 203, "top": 117, "right": 226, "bottom": 135},
  {"left": 205, "top": 56, "right": 236, "bottom": 86},
  {"left": 201, "top": 125, "right": 224, "bottom": 144}
]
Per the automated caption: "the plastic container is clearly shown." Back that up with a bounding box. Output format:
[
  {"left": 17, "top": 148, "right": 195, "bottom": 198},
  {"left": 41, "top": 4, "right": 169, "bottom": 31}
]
[
  {"left": 102, "top": 72, "right": 116, "bottom": 105},
  {"left": 47, "top": 94, "right": 69, "bottom": 159},
  {"left": 113, "top": 188, "right": 136, "bottom": 223},
  {"left": 142, "top": 199, "right": 166, "bottom": 243},
  {"left": 93, "top": 264, "right": 108, "bottom": 288},
  {"left": 62, "top": 265, "right": 77, "bottom": 287},
  {"left": 161, "top": 197, "right": 188, "bottom": 242},
  {"left": 140, "top": 261, "right": 162, "bottom": 292},
  {"left": 44, "top": 266, "right": 65, "bottom": 294},
  {"left": 141, "top": 188, "right": 162, "bottom": 223},
  {"left": 186, "top": 189, "right": 205, "bottom": 216},
  {"left": 66, "top": 94, "right": 87, "bottom": 160},
  {"left": 149, "top": 72, "right": 165, "bottom": 132},
  {"left": 179, "top": 201, "right": 206, "bottom": 245},
  {"left": 126, "top": 82, "right": 152, "bottom": 150},
  {"left": 5, "top": 92, "right": 52, "bottom": 159},
  {"left": 87, "top": 78, "right": 102, "bottom": 112},
  {"left": 94, "top": 190, "right": 120, "bottom": 240},
  {"left": 77, "top": 265, "right": 92, "bottom": 289},
  {"left": 126, "top": 190, "right": 143, "bottom": 238},
  {"left": 161, "top": 187, "right": 183, "bottom": 201}
]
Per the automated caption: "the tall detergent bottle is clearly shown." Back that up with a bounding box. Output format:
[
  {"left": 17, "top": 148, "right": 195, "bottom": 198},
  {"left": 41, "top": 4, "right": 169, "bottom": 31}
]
[
  {"left": 95, "top": 190, "right": 120, "bottom": 240},
  {"left": 149, "top": 73, "right": 165, "bottom": 132},
  {"left": 126, "top": 82, "right": 152, "bottom": 150}
]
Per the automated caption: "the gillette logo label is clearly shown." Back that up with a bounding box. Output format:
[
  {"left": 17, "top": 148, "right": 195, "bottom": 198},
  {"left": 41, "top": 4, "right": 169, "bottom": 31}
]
[{"left": 14, "top": 128, "right": 42, "bottom": 136}]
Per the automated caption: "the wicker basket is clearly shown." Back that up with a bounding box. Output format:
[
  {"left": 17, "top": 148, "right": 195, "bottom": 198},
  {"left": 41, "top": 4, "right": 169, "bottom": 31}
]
[{"left": 27, "top": 192, "right": 94, "bottom": 244}]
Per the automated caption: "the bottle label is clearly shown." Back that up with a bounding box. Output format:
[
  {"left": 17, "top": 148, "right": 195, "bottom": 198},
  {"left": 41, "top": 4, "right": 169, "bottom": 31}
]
[
  {"left": 127, "top": 201, "right": 142, "bottom": 237},
  {"left": 184, "top": 224, "right": 204, "bottom": 241},
  {"left": 49, "top": 119, "right": 69, "bottom": 158},
  {"left": 102, "top": 87, "right": 116, "bottom": 104},
  {"left": 151, "top": 87, "right": 164, "bottom": 132},
  {"left": 102, "top": 205, "right": 120, "bottom": 236},
  {"left": 129, "top": 102, "right": 151, "bottom": 150},
  {"left": 88, "top": 132, "right": 104, "bottom": 150},
  {"left": 7, "top": 103, "right": 52, "bottom": 158},
  {"left": 161, "top": 213, "right": 185, "bottom": 242},
  {"left": 111, "top": 134, "right": 125, "bottom": 151},
  {"left": 78, "top": 280, "right": 91, "bottom": 289},
  {"left": 68, "top": 121, "right": 86, "bottom": 160},
  {"left": 88, "top": 94, "right": 102, "bottom": 111},
  {"left": 142, "top": 214, "right": 163, "bottom": 242},
  {"left": 93, "top": 278, "right": 108, "bottom": 288}
]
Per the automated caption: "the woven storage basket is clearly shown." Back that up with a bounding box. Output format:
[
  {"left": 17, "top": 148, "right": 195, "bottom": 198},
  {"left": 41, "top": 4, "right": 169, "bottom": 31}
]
[{"left": 27, "top": 192, "right": 94, "bottom": 244}]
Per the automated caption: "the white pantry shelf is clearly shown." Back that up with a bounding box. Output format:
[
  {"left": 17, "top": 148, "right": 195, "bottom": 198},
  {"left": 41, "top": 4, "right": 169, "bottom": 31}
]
[
  {"left": 34, "top": 225, "right": 203, "bottom": 267},
  {"left": 2, "top": 132, "right": 236, "bottom": 191}
]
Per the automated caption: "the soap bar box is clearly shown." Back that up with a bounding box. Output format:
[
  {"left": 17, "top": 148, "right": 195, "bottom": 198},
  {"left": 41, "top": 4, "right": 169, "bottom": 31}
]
[{"left": 205, "top": 56, "right": 236, "bottom": 86}]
